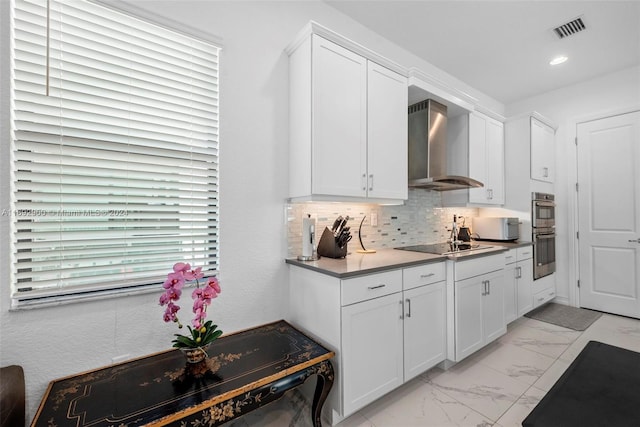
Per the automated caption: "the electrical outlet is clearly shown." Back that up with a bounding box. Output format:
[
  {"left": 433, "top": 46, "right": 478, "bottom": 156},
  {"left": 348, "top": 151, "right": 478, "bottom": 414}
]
[{"left": 370, "top": 212, "right": 378, "bottom": 227}]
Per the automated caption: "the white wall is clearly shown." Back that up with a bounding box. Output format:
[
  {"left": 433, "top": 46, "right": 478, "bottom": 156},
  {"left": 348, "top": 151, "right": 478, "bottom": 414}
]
[
  {"left": 0, "top": 1, "right": 503, "bottom": 421},
  {"left": 506, "top": 65, "right": 640, "bottom": 305}
]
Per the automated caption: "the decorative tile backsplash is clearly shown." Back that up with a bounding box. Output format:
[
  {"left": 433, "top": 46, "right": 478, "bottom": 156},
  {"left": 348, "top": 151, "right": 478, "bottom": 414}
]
[{"left": 286, "top": 188, "right": 478, "bottom": 257}]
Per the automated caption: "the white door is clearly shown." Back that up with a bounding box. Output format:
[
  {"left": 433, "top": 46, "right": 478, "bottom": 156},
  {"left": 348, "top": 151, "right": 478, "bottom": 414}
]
[
  {"left": 482, "top": 270, "right": 506, "bottom": 343},
  {"left": 531, "top": 117, "right": 555, "bottom": 182},
  {"left": 454, "top": 276, "right": 484, "bottom": 361},
  {"left": 312, "top": 35, "right": 367, "bottom": 197},
  {"left": 577, "top": 111, "right": 640, "bottom": 319},
  {"left": 403, "top": 282, "right": 446, "bottom": 381},
  {"left": 341, "top": 293, "right": 404, "bottom": 416},
  {"left": 367, "top": 61, "right": 408, "bottom": 200},
  {"left": 486, "top": 118, "right": 505, "bottom": 204}
]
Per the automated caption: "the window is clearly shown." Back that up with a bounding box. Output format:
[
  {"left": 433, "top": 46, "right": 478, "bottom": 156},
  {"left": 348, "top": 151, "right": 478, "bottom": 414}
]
[{"left": 10, "top": 0, "right": 220, "bottom": 307}]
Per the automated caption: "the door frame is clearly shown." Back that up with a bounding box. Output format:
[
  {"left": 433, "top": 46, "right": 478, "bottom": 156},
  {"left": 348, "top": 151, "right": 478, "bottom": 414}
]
[{"left": 569, "top": 105, "right": 640, "bottom": 308}]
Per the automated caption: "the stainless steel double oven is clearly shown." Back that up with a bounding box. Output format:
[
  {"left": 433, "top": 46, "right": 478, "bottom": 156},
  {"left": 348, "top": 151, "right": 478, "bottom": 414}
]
[{"left": 532, "top": 192, "right": 556, "bottom": 279}]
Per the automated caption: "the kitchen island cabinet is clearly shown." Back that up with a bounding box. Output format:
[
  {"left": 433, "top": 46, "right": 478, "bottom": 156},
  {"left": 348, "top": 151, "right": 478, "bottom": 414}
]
[
  {"left": 287, "top": 26, "right": 407, "bottom": 203},
  {"left": 288, "top": 259, "right": 446, "bottom": 424}
]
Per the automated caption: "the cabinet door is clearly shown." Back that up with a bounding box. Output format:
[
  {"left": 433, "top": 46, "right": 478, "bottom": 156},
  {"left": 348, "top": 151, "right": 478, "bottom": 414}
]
[
  {"left": 531, "top": 117, "right": 555, "bottom": 183},
  {"left": 454, "top": 276, "right": 484, "bottom": 361},
  {"left": 342, "top": 293, "right": 404, "bottom": 416},
  {"left": 468, "top": 113, "right": 488, "bottom": 204},
  {"left": 483, "top": 270, "right": 506, "bottom": 343},
  {"left": 504, "top": 263, "right": 517, "bottom": 324},
  {"left": 468, "top": 113, "right": 504, "bottom": 205},
  {"left": 517, "top": 260, "right": 534, "bottom": 316},
  {"left": 486, "top": 118, "right": 505, "bottom": 204},
  {"left": 403, "top": 282, "right": 446, "bottom": 381},
  {"left": 367, "top": 62, "right": 408, "bottom": 200},
  {"left": 312, "top": 35, "right": 367, "bottom": 197}
]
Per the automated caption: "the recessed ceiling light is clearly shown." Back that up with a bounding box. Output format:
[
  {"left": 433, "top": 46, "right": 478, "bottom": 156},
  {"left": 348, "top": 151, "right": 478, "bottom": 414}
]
[{"left": 550, "top": 56, "right": 568, "bottom": 66}]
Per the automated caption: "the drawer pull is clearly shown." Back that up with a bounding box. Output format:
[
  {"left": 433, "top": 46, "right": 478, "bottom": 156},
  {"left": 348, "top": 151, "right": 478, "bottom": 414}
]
[
  {"left": 368, "top": 284, "right": 386, "bottom": 290},
  {"left": 420, "top": 273, "right": 435, "bottom": 279},
  {"left": 521, "top": 251, "right": 531, "bottom": 256}
]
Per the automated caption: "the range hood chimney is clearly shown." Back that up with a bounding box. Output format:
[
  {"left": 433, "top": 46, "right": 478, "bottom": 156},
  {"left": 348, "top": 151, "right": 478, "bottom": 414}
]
[{"left": 408, "top": 99, "right": 483, "bottom": 191}]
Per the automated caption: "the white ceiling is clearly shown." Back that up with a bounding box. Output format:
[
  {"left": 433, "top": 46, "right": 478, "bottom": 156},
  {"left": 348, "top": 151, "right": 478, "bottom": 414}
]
[{"left": 325, "top": 1, "right": 640, "bottom": 105}]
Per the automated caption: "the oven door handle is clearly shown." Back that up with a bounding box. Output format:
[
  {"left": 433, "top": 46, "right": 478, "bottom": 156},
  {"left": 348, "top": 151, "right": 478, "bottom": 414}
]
[
  {"left": 534, "top": 201, "right": 556, "bottom": 207},
  {"left": 535, "top": 234, "right": 556, "bottom": 240}
]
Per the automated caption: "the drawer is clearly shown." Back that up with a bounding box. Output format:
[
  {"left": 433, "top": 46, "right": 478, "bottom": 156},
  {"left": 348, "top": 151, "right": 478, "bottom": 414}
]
[
  {"left": 533, "top": 288, "right": 556, "bottom": 308},
  {"left": 403, "top": 262, "right": 445, "bottom": 290},
  {"left": 341, "top": 270, "right": 402, "bottom": 306},
  {"left": 453, "top": 253, "right": 504, "bottom": 281},
  {"left": 504, "top": 249, "right": 517, "bottom": 265},
  {"left": 517, "top": 245, "right": 533, "bottom": 261}
]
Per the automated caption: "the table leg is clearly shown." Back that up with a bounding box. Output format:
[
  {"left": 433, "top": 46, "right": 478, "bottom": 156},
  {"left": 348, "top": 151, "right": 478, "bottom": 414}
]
[{"left": 311, "top": 360, "right": 334, "bottom": 427}]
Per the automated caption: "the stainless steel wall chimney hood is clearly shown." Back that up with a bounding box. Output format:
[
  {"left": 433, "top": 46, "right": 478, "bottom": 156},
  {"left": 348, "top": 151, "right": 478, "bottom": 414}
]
[{"left": 408, "top": 99, "right": 483, "bottom": 191}]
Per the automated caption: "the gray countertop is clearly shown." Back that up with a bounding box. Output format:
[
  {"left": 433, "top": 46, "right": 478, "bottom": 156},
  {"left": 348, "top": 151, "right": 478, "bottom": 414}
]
[{"left": 285, "top": 242, "right": 521, "bottom": 279}]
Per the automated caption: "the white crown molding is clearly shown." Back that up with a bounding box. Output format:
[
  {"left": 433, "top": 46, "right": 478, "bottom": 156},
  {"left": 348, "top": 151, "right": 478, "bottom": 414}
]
[
  {"left": 505, "top": 111, "right": 559, "bottom": 130},
  {"left": 473, "top": 104, "right": 506, "bottom": 122},
  {"left": 285, "top": 21, "right": 408, "bottom": 77}
]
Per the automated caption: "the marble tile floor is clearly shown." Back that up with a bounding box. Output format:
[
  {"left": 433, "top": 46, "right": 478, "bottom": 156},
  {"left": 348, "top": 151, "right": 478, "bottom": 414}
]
[{"left": 228, "top": 312, "right": 640, "bottom": 427}]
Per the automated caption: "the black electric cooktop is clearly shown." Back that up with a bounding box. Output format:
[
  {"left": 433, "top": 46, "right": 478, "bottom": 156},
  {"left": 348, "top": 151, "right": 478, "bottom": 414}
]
[{"left": 395, "top": 242, "right": 493, "bottom": 256}]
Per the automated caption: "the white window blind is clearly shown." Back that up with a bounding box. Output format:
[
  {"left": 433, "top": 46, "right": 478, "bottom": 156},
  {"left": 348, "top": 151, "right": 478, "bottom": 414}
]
[{"left": 11, "top": 0, "right": 220, "bottom": 307}]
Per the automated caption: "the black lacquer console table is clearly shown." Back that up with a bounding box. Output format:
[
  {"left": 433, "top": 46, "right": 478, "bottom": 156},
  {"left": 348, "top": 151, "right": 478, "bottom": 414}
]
[{"left": 31, "top": 320, "right": 334, "bottom": 426}]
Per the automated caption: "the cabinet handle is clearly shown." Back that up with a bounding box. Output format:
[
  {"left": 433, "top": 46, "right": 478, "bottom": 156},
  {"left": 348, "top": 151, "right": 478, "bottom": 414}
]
[
  {"left": 420, "top": 273, "right": 435, "bottom": 279},
  {"left": 516, "top": 266, "right": 522, "bottom": 279},
  {"left": 487, "top": 280, "right": 491, "bottom": 295},
  {"left": 406, "top": 298, "right": 412, "bottom": 318},
  {"left": 629, "top": 238, "right": 640, "bottom": 243},
  {"left": 543, "top": 167, "right": 549, "bottom": 177},
  {"left": 481, "top": 280, "right": 487, "bottom": 296},
  {"left": 522, "top": 251, "right": 531, "bottom": 256},
  {"left": 538, "top": 296, "right": 545, "bottom": 302},
  {"left": 362, "top": 174, "right": 367, "bottom": 191},
  {"left": 399, "top": 300, "right": 404, "bottom": 319},
  {"left": 367, "top": 284, "right": 386, "bottom": 290},
  {"left": 369, "top": 174, "right": 374, "bottom": 191}
]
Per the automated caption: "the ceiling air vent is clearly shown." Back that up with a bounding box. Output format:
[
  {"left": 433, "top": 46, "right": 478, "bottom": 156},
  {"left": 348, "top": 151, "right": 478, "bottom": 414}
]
[{"left": 552, "top": 16, "right": 586, "bottom": 39}]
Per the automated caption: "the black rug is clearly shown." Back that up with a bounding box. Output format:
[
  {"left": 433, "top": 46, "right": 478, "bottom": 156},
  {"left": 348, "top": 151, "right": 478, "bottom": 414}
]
[{"left": 523, "top": 341, "right": 640, "bottom": 427}]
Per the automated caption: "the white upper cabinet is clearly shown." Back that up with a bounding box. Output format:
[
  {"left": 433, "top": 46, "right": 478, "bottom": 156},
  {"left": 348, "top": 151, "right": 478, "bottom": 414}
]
[
  {"left": 530, "top": 117, "right": 555, "bottom": 183},
  {"left": 311, "top": 37, "right": 368, "bottom": 198},
  {"left": 469, "top": 112, "right": 505, "bottom": 204},
  {"left": 367, "top": 62, "right": 409, "bottom": 200},
  {"left": 288, "top": 32, "right": 408, "bottom": 202},
  {"left": 443, "top": 111, "right": 505, "bottom": 206}
]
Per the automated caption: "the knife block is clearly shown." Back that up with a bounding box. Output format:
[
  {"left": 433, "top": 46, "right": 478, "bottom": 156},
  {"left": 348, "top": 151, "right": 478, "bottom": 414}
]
[{"left": 317, "top": 227, "right": 347, "bottom": 259}]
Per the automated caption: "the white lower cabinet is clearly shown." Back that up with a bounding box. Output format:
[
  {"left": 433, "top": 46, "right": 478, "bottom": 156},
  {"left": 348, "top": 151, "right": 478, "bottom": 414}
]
[
  {"left": 342, "top": 292, "right": 404, "bottom": 415},
  {"left": 403, "top": 282, "right": 446, "bottom": 381},
  {"left": 342, "top": 263, "right": 446, "bottom": 416},
  {"left": 516, "top": 246, "right": 534, "bottom": 316},
  {"left": 504, "top": 245, "right": 534, "bottom": 322},
  {"left": 288, "top": 261, "right": 446, "bottom": 424},
  {"left": 449, "top": 254, "right": 506, "bottom": 362}
]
